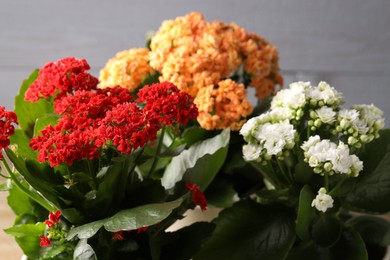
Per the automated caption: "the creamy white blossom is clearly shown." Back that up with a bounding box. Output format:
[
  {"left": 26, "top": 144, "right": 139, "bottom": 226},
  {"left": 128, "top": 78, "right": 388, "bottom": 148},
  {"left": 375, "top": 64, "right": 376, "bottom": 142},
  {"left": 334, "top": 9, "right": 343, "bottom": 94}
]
[
  {"left": 271, "top": 82, "right": 307, "bottom": 110},
  {"left": 242, "top": 144, "right": 262, "bottom": 161},
  {"left": 311, "top": 187, "right": 334, "bottom": 212},
  {"left": 301, "top": 136, "right": 363, "bottom": 176},
  {"left": 240, "top": 117, "right": 260, "bottom": 138},
  {"left": 315, "top": 106, "right": 336, "bottom": 124},
  {"left": 306, "top": 81, "right": 343, "bottom": 107}
]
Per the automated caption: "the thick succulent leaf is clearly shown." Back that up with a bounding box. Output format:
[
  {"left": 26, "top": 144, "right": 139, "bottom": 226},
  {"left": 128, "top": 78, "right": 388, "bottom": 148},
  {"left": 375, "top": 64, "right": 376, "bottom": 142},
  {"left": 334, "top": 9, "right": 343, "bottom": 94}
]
[
  {"left": 287, "top": 228, "right": 368, "bottom": 260},
  {"left": 14, "top": 69, "right": 54, "bottom": 137},
  {"left": 4, "top": 223, "right": 45, "bottom": 237},
  {"left": 67, "top": 198, "right": 183, "bottom": 240},
  {"left": 194, "top": 200, "right": 296, "bottom": 260},
  {"left": 296, "top": 185, "right": 316, "bottom": 241},
  {"left": 344, "top": 129, "right": 390, "bottom": 213},
  {"left": 162, "top": 129, "right": 230, "bottom": 191}
]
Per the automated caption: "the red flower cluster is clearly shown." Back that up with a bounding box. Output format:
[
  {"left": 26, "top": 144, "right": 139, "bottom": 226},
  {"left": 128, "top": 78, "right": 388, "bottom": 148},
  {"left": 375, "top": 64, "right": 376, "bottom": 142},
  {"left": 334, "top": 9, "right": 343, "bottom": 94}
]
[
  {"left": 39, "top": 210, "right": 62, "bottom": 248},
  {"left": 186, "top": 182, "right": 207, "bottom": 211},
  {"left": 45, "top": 210, "right": 61, "bottom": 228},
  {"left": 28, "top": 59, "right": 198, "bottom": 167},
  {"left": 137, "top": 82, "right": 198, "bottom": 126},
  {"left": 39, "top": 235, "right": 51, "bottom": 247},
  {"left": 0, "top": 106, "right": 17, "bottom": 159},
  {"left": 25, "top": 57, "right": 98, "bottom": 102}
]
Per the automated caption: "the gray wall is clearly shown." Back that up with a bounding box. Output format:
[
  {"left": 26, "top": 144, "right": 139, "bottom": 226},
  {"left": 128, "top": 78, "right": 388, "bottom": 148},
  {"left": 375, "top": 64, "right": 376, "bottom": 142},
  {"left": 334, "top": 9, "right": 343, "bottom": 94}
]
[{"left": 1, "top": 0, "right": 389, "bottom": 123}]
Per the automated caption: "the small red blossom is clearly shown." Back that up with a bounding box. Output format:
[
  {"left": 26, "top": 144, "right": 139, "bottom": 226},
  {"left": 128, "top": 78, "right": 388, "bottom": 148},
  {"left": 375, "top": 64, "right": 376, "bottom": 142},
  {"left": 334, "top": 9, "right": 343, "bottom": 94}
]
[
  {"left": 39, "top": 236, "right": 51, "bottom": 247},
  {"left": 112, "top": 231, "right": 125, "bottom": 241},
  {"left": 45, "top": 210, "right": 61, "bottom": 228},
  {"left": 25, "top": 57, "right": 98, "bottom": 102},
  {"left": 0, "top": 106, "right": 18, "bottom": 159},
  {"left": 186, "top": 182, "right": 208, "bottom": 211},
  {"left": 137, "top": 82, "right": 198, "bottom": 126}
]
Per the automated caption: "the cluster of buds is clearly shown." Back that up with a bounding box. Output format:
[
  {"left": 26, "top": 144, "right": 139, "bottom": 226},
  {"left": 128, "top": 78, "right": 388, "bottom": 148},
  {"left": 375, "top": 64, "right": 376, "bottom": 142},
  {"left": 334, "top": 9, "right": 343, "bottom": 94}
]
[{"left": 39, "top": 210, "right": 64, "bottom": 247}]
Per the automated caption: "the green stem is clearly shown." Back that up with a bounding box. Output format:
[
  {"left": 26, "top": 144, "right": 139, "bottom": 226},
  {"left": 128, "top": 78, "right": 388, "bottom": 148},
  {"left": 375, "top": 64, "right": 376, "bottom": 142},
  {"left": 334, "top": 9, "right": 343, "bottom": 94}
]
[
  {"left": 276, "top": 159, "right": 292, "bottom": 186},
  {"left": 324, "top": 172, "right": 329, "bottom": 191},
  {"left": 2, "top": 159, "right": 55, "bottom": 212},
  {"left": 147, "top": 125, "right": 166, "bottom": 179}
]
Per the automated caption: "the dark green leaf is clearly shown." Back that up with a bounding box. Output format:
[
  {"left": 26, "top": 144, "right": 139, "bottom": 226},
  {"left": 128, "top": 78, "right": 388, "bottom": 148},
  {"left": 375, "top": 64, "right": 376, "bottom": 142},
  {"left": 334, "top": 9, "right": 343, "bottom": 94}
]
[
  {"left": 294, "top": 161, "right": 314, "bottom": 184},
  {"left": 43, "top": 243, "right": 69, "bottom": 259},
  {"left": 311, "top": 213, "right": 342, "bottom": 247},
  {"left": 194, "top": 200, "right": 296, "bottom": 260},
  {"left": 296, "top": 185, "right": 316, "bottom": 241},
  {"left": 162, "top": 129, "right": 230, "bottom": 191},
  {"left": 182, "top": 126, "right": 211, "bottom": 147},
  {"left": 346, "top": 215, "right": 390, "bottom": 247},
  {"left": 204, "top": 178, "right": 237, "bottom": 208},
  {"left": 15, "top": 235, "right": 44, "bottom": 259},
  {"left": 7, "top": 179, "right": 34, "bottom": 215},
  {"left": 67, "top": 198, "right": 183, "bottom": 240},
  {"left": 161, "top": 222, "right": 216, "bottom": 260},
  {"left": 4, "top": 223, "right": 45, "bottom": 237},
  {"left": 345, "top": 129, "right": 390, "bottom": 213},
  {"left": 287, "top": 228, "right": 368, "bottom": 260}
]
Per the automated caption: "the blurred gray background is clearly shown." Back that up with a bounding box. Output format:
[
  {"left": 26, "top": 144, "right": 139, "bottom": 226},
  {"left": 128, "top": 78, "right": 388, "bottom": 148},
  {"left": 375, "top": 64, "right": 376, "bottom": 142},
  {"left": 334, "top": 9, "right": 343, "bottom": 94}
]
[{"left": 1, "top": 0, "right": 390, "bottom": 122}]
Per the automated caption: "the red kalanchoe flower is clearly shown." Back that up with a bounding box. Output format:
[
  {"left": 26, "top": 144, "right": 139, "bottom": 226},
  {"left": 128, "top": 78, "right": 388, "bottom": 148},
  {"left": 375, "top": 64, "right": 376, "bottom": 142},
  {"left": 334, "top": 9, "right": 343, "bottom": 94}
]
[
  {"left": 0, "top": 106, "right": 18, "bottom": 159},
  {"left": 39, "top": 236, "right": 51, "bottom": 247},
  {"left": 112, "top": 231, "right": 125, "bottom": 241},
  {"left": 186, "top": 182, "right": 208, "bottom": 211},
  {"left": 137, "top": 82, "right": 198, "bottom": 126},
  {"left": 45, "top": 210, "right": 61, "bottom": 228},
  {"left": 25, "top": 57, "right": 98, "bottom": 102}
]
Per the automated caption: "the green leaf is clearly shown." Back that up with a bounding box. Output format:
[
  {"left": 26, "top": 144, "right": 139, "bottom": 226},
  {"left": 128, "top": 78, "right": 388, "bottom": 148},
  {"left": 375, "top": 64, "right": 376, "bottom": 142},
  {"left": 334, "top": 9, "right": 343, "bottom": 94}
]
[
  {"left": 33, "top": 113, "right": 59, "bottom": 137},
  {"left": 346, "top": 215, "right": 390, "bottom": 247},
  {"left": 194, "top": 200, "right": 296, "bottom": 260},
  {"left": 9, "top": 129, "right": 36, "bottom": 159},
  {"left": 161, "top": 222, "right": 216, "bottom": 260},
  {"left": 181, "top": 126, "right": 211, "bottom": 147},
  {"left": 14, "top": 70, "right": 54, "bottom": 137},
  {"left": 296, "top": 185, "right": 316, "bottom": 241},
  {"left": 311, "top": 213, "right": 342, "bottom": 247},
  {"left": 204, "top": 178, "right": 237, "bottom": 208},
  {"left": 162, "top": 129, "right": 230, "bottom": 191},
  {"left": 294, "top": 161, "right": 314, "bottom": 184},
  {"left": 15, "top": 235, "right": 43, "bottom": 259},
  {"left": 345, "top": 129, "right": 390, "bottom": 213},
  {"left": 4, "top": 223, "right": 45, "bottom": 237},
  {"left": 43, "top": 243, "right": 69, "bottom": 259},
  {"left": 287, "top": 228, "right": 368, "bottom": 260},
  {"left": 7, "top": 179, "right": 34, "bottom": 215},
  {"left": 67, "top": 198, "right": 183, "bottom": 240},
  {"left": 74, "top": 239, "right": 97, "bottom": 260}
]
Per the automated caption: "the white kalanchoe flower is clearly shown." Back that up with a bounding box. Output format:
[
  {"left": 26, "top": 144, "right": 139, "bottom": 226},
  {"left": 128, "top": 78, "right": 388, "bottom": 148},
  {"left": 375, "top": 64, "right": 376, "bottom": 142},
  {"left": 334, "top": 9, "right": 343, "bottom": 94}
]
[
  {"left": 315, "top": 106, "right": 336, "bottom": 124},
  {"left": 254, "top": 120, "right": 296, "bottom": 158},
  {"left": 306, "top": 81, "right": 343, "bottom": 108},
  {"left": 270, "top": 82, "right": 308, "bottom": 120},
  {"left": 311, "top": 187, "right": 334, "bottom": 213},
  {"left": 242, "top": 144, "right": 262, "bottom": 162},
  {"left": 240, "top": 116, "right": 261, "bottom": 140},
  {"left": 301, "top": 136, "right": 363, "bottom": 176}
]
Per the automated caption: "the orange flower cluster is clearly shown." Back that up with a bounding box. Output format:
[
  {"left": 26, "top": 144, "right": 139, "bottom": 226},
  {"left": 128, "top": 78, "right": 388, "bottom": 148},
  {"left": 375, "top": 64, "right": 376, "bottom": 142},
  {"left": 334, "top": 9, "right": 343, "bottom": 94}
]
[
  {"left": 100, "top": 13, "right": 282, "bottom": 130},
  {"left": 99, "top": 48, "right": 155, "bottom": 92},
  {"left": 195, "top": 79, "right": 253, "bottom": 130},
  {"left": 149, "top": 12, "right": 282, "bottom": 99}
]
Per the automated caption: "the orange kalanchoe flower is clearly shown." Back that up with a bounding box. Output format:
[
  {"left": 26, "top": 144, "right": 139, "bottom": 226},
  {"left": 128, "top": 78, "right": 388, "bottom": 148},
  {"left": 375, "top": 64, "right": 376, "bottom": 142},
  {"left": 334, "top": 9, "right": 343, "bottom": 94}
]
[
  {"left": 195, "top": 79, "right": 253, "bottom": 131},
  {"left": 149, "top": 12, "right": 243, "bottom": 96},
  {"left": 149, "top": 12, "right": 282, "bottom": 100},
  {"left": 99, "top": 48, "right": 155, "bottom": 92}
]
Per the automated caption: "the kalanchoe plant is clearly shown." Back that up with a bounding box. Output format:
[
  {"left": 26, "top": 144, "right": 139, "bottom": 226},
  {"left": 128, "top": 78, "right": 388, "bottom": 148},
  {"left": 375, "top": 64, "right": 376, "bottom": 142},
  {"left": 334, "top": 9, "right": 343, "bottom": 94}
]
[
  {"left": 0, "top": 56, "right": 231, "bottom": 259},
  {"left": 194, "top": 81, "right": 390, "bottom": 260}
]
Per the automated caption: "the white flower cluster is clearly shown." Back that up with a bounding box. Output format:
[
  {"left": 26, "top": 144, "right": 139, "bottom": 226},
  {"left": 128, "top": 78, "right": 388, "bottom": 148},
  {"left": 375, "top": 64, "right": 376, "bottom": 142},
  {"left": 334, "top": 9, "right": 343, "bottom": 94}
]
[
  {"left": 301, "top": 135, "right": 363, "bottom": 177},
  {"left": 241, "top": 119, "right": 296, "bottom": 162},
  {"left": 311, "top": 187, "right": 334, "bottom": 212},
  {"left": 336, "top": 104, "right": 385, "bottom": 148}
]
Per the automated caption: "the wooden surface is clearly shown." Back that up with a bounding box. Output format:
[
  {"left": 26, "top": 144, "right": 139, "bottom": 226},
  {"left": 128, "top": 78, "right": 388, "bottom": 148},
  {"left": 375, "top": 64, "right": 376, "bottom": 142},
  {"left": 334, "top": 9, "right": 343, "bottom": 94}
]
[{"left": 1, "top": 0, "right": 390, "bottom": 257}]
